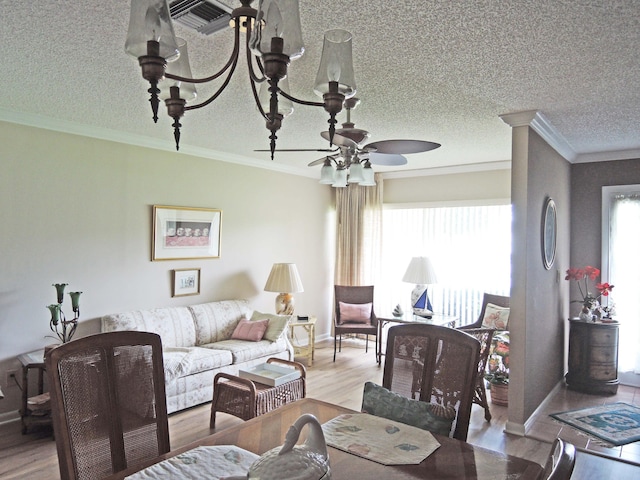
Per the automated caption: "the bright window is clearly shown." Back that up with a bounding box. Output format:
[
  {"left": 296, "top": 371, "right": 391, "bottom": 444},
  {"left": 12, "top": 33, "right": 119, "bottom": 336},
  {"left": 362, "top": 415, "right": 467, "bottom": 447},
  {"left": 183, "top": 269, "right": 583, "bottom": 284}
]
[{"left": 378, "top": 203, "right": 512, "bottom": 325}]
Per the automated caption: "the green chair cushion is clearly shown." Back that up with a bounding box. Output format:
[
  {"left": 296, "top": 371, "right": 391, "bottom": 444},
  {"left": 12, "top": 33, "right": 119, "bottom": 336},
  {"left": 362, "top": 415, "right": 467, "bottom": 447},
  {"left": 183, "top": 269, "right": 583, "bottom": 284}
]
[{"left": 361, "top": 382, "right": 456, "bottom": 436}]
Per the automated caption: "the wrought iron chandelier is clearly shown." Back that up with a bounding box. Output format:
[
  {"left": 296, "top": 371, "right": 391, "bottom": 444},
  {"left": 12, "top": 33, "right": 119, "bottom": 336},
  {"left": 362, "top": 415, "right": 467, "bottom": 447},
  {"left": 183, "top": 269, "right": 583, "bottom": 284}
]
[{"left": 125, "top": 0, "right": 356, "bottom": 157}]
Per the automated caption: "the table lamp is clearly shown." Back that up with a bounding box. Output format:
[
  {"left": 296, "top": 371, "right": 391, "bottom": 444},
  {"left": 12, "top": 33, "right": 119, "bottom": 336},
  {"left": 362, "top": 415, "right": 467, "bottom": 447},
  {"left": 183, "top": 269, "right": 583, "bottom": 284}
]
[
  {"left": 264, "top": 263, "right": 304, "bottom": 315},
  {"left": 402, "top": 256, "right": 438, "bottom": 318}
]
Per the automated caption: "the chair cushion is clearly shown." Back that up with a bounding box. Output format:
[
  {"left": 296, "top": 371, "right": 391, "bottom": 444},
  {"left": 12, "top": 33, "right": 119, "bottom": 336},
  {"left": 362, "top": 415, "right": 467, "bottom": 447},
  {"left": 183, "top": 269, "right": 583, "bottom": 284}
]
[
  {"left": 481, "top": 303, "right": 510, "bottom": 330},
  {"left": 250, "top": 311, "right": 291, "bottom": 342},
  {"left": 361, "top": 382, "right": 456, "bottom": 436},
  {"left": 231, "top": 318, "right": 269, "bottom": 341},
  {"left": 338, "top": 302, "right": 372, "bottom": 324}
]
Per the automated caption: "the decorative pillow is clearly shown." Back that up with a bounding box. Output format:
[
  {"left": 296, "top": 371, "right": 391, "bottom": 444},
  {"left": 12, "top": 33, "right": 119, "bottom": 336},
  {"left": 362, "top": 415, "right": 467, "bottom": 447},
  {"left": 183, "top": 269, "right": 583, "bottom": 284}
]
[
  {"left": 481, "top": 303, "right": 510, "bottom": 330},
  {"left": 361, "top": 382, "right": 456, "bottom": 436},
  {"left": 231, "top": 318, "right": 269, "bottom": 342},
  {"left": 250, "top": 311, "right": 291, "bottom": 342},
  {"left": 338, "top": 301, "right": 372, "bottom": 324}
]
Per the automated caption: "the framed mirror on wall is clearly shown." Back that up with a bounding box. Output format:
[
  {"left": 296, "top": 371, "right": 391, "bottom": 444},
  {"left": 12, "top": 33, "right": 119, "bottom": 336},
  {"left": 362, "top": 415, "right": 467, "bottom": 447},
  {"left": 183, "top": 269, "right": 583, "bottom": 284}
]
[{"left": 542, "top": 197, "right": 557, "bottom": 270}]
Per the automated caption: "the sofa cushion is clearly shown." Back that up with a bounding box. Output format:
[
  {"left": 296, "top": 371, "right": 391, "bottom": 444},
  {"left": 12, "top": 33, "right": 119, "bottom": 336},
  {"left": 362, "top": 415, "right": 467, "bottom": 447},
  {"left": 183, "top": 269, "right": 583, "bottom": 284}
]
[
  {"left": 190, "top": 300, "right": 252, "bottom": 345},
  {"left": 163, "top": 346, "right": 233, "bottom": 381},
  {"left": 101, "top": 307, "right": 196, "bottom": 348},
  {"left": 250, "top": 311, "right": 291, "bottom": 342},
  {"left": 202, "top": 338, "right": 289, "bottom": 364},
  {"left": 231, "top": 318, "right": 269, "bottom": 341}
]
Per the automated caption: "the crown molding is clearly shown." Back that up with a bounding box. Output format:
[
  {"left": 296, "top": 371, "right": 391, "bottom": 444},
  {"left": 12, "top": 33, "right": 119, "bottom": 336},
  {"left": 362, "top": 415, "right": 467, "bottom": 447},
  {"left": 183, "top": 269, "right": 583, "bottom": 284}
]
[
  {"left": 500, "top": 110, "right": 577, "bottom": 162},
  {"left": 381, "top": 160, "right": 511, "bottom": 179},
  {"left": 573, "top": 148, "right": 640, "bottom": 163},
  {"left": 0, "top": 108, "right": 318, "bottom": 179}
]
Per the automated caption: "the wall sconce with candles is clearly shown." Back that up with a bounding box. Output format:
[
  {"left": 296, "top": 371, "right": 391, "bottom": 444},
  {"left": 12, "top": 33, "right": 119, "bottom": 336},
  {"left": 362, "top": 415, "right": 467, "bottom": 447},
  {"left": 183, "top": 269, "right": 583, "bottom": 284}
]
[
  {"left": 264, "top": 263, "right": 304, "bottom": 315},
  {"left": 47, "top": 283, "right": 82, "bottom": 344},
  {"left": 125, "top": 0, "right": 356, "bottom": 157}
]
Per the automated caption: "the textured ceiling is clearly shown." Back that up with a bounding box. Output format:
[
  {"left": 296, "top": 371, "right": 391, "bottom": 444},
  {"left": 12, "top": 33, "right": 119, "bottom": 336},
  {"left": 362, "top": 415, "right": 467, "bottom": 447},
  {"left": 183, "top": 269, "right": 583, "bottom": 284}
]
[{"left": 1, "top": 1, "right": 639, "bottom": 179}]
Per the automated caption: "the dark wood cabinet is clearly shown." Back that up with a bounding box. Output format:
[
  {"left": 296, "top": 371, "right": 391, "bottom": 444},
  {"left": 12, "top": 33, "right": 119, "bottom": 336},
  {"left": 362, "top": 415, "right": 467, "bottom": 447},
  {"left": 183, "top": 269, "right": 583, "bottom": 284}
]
[{"left": 566, "top": 319, "right": 619, "bottom": 394}]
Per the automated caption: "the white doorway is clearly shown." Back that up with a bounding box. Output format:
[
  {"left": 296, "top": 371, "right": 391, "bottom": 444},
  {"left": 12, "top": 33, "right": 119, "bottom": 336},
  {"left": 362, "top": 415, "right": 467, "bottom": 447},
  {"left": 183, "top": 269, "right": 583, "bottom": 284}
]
[{"left": 602, "top": 185, "right": 640, "bottom": 386}]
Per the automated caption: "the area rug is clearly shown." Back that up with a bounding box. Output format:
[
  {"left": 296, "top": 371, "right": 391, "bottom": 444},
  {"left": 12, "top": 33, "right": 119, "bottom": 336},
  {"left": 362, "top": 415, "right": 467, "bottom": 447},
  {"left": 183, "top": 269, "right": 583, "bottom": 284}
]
[{"left": 550, "top": 402, "right": 640, "bottom": 446}]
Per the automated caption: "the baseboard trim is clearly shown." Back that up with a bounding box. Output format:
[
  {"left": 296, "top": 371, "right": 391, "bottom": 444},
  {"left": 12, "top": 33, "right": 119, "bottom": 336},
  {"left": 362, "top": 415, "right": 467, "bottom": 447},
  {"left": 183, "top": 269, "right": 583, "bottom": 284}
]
[
  {"left": 0, "top": 410, "right": 20, "bottom": 426},
  {"left": 504, "top": 380, "right": 565, "bottom": 436}
]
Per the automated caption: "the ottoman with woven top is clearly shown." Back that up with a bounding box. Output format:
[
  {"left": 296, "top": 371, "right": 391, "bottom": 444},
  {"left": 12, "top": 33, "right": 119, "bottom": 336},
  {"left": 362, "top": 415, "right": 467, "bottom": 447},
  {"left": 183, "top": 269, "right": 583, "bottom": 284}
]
[{"left": 210, "top": 358, "right": 306, "bottom": 427}]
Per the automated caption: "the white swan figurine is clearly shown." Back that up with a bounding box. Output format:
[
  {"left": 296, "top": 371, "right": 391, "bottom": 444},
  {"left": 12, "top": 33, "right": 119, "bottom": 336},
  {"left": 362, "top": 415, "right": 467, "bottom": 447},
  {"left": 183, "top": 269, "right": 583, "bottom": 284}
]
[{"left": 225, "top": 413, "right": 331, "bottom": 480}]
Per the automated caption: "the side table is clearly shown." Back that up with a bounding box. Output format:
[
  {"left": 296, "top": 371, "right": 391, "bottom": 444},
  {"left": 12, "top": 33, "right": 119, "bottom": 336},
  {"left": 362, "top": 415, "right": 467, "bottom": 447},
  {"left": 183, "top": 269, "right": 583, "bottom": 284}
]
[
  {"left": 566, "top": 318, "right": 619, "bottom": 394},
  {"left": 18, "top": 349, "right": 52, "bottom": 434},
  {"left": 288, "top": 316, "right": 316, "bottom": 366},
  {"left": 210, "top": 358, "right": 306, "bottom": 428}
]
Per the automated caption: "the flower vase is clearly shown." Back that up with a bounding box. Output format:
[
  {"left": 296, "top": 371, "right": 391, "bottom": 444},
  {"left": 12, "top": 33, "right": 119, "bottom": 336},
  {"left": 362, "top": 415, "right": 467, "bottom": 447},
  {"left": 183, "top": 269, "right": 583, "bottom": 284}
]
[{"left": 579, "top": 307, "right": 592, "bottom": 321}]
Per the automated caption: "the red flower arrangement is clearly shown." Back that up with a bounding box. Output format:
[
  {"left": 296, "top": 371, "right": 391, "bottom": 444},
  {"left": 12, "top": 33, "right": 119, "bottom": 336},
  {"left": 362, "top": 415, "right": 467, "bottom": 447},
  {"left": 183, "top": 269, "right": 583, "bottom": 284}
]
[{"left": 565, "top": 266, "right": 615, "bottom": 319}]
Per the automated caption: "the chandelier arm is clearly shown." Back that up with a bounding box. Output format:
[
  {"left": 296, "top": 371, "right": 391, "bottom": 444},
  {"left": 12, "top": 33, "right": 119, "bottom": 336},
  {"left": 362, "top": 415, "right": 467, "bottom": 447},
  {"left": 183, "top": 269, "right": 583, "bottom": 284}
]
[
  {"left": 279, "top": 90, "right": 324, "bottom": 107},
  {"left": 245, "top": 18, "right": 266, "bottom": 83},
  {"left": 184, "top": 46, "right": 241, "bottom": 112},
  {"left": 165, "top": 18, "right": 242, "bottom": 85}
]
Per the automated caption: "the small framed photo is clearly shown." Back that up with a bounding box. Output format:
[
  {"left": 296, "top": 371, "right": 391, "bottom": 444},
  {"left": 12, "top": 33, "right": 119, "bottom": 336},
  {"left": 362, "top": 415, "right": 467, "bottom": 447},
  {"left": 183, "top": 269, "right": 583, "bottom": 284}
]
[
  {"left": 152, "top": 205, "right": 222, "bottom": 261},
  {"left": 172, "top": 268, "right": 201, "bottom": 297}
]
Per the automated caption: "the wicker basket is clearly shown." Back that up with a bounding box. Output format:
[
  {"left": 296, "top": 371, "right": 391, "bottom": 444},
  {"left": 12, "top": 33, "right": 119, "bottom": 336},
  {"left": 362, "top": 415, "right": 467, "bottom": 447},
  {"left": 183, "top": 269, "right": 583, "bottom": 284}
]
[{"left": 490, "top": 383, "right": 508, "bottom": 406}]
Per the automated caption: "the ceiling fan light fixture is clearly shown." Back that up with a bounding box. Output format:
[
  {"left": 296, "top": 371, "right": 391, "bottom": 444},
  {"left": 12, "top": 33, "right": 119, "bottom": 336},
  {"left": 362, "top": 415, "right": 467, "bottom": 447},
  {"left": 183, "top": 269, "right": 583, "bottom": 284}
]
[
  {"left": 348, "top": 159, "right": 364, "bottom": 183},
  {"left": 319, "top": 158, "right": 335, "bottom": 184},
  {"left": 360, "top": 160, "right": 376, "bottom": 186},
  {"left": 332, "top": 166, "right": 348, "bottom": 188}
]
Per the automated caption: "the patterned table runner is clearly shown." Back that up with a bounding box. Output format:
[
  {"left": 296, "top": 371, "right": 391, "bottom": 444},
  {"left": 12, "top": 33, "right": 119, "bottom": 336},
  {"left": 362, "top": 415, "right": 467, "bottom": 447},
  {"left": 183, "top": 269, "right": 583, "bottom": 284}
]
[{"left": 322, "top": 413, "right": 441, "bottom": 465}]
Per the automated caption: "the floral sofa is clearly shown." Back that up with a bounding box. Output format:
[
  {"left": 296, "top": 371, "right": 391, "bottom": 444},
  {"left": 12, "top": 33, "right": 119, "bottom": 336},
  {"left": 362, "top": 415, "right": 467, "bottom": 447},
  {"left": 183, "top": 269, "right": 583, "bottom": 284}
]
[{"left": 101, "top": 299, "right": 293, "bottom": 413}]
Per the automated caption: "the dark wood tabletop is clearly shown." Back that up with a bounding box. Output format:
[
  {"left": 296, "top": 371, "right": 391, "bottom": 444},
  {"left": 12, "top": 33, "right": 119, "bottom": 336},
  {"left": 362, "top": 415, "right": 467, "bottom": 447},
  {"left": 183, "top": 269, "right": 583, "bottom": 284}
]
[{"left": 106, "top": 397, "right": 543, "bottom": 479}]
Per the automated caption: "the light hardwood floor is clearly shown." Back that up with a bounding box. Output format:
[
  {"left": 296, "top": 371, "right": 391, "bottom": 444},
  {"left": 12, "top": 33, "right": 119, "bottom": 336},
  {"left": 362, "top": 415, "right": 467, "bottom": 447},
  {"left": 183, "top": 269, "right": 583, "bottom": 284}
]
[{"left": 1, "top": 337, "right": 639, "bottom": 479}]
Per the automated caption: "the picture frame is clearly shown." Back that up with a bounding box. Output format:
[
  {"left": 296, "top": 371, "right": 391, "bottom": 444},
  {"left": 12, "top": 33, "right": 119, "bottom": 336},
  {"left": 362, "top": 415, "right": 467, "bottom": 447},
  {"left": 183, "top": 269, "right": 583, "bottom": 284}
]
[
  {"left": 542, "top": 197, "right": 557, "bottom": 270},
  {"left": 152, "top": 205, "right": 221, "bottom": 261},
  {"left": 172, "top": 268, "right": 201, "bottom": 297}
]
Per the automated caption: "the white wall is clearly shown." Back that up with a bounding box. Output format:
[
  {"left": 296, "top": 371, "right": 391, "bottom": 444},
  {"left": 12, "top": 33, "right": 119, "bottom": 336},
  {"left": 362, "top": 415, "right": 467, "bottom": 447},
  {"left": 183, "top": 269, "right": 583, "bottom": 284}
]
[{"left": 0, "top": 121, "right": 334, "bottom": 416}]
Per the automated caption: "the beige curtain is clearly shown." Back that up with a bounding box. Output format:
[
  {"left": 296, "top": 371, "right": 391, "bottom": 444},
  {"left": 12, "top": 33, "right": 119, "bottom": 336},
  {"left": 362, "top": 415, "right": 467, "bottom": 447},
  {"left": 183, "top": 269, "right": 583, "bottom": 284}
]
[{"left": 334, "top": 174, "right": 383, "bottom": 286}]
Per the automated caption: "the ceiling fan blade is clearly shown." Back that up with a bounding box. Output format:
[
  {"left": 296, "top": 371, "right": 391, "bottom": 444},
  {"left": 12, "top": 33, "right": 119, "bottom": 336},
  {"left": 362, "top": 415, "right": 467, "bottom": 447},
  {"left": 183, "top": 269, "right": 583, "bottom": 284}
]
[
  {"left": 320, "top": 131, "right": 358, "bottom": 149},
  {"left": 367, "top": 153, "right": 408, "bottom": 166},
  {"left": 363, "top": 139, "right": 441, "bottom": 154},
  {"left": 254, "top": 148, "right": 338, "bottom": 153},
  {"left": 334, "top": 128, "right": 370, "bottom": 145},
  {"left": 308, "top": 155, "right": 336, "bottom": 167}
]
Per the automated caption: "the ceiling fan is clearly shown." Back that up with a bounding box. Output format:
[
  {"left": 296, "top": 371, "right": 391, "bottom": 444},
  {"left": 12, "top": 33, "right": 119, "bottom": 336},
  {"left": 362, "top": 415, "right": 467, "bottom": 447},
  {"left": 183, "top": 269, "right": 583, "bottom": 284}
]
[{"left": 258, "top": 97, "right": 440, "bottom": 185}]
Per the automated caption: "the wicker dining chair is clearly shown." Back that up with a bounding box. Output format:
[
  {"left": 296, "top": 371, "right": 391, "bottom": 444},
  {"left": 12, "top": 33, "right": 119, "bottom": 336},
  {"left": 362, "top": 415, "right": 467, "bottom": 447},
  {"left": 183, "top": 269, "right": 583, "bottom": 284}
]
[
  {"left": 541, "top": 438, "right": 576, "bottom": 480},
  {"left": 457, "top": 327, "right": 496, "bottom": 422},
  {"left": 382, "top": 323, "right": 480, "bottom": 441},
  {"left": 46, "top": 331, "right": 170, "bottom": 480},
  {"left": 333, "top": 285, "right": 378, "bottom": 362}
]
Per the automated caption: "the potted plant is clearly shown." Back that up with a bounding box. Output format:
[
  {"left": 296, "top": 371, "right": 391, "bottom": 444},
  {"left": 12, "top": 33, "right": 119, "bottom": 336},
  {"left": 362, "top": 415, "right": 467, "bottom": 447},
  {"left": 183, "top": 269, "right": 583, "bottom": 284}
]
[{"left": 485, "top": 335, "right": 509, "bottom": 406}]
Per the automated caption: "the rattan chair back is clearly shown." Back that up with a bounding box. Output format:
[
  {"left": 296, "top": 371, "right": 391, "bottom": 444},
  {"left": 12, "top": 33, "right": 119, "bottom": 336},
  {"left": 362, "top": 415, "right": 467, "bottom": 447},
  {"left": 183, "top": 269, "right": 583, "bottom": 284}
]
[
  {"left": 382, "top": 324, "right": 480, "bottom": 441},
  {"left": 459, "top": 328, "right": 496, "bottom": 421},
  {"left": 46, "top": 331, "right": 170, "bottom": 480}
]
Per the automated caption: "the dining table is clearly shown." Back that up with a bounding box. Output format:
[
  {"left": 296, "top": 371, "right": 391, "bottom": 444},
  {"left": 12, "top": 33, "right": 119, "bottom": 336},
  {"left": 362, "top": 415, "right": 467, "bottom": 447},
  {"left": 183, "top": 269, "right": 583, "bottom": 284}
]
[{"left": 106, "top": 397, "right": 543, "bottom": 479}]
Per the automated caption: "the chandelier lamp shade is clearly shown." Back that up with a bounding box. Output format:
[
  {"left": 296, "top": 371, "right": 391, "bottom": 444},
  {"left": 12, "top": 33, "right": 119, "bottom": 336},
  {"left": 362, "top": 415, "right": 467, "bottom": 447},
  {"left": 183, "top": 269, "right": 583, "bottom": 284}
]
[
  {"left": 124, "top": 0, "right": 357, "bottom": 156},
  {"left": 264, "top": 263, "right": 304, "bottom": 315},
  {"left": 402, "top": 256, "right": 438, "bottom": 318}
]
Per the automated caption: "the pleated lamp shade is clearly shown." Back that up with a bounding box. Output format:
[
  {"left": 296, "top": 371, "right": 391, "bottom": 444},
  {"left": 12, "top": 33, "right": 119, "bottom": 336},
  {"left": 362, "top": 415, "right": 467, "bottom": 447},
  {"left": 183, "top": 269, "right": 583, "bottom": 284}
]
[{"left": 264, "top": 263, "right": 304, "bottom": 315}]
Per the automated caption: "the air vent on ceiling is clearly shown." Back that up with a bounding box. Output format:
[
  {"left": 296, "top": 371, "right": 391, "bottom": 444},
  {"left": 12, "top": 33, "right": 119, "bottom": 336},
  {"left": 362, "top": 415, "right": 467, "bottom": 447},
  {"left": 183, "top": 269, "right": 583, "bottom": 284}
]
[{"left": 169, "top": 0, "right": 232, "bottom": 36}]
